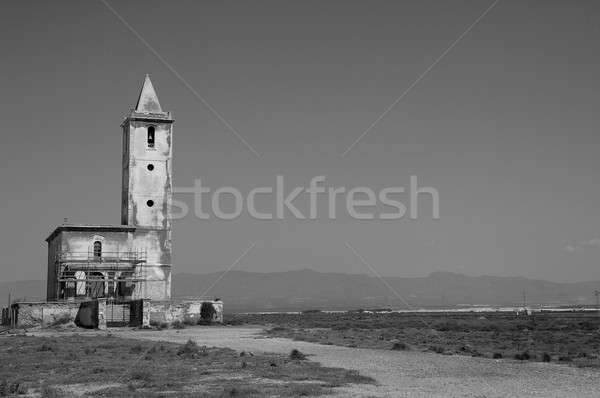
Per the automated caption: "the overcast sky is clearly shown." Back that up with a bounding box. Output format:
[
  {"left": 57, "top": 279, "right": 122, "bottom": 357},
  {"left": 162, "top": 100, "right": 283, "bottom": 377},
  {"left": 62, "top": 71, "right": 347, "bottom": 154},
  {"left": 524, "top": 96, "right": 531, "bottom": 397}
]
[{"left": 1, "top": 0, "right": 599, "bottom": 283}]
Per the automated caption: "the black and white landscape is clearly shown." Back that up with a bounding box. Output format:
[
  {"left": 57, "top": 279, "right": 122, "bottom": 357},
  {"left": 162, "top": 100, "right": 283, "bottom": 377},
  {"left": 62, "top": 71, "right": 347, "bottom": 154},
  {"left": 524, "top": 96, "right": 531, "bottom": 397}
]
[{"left": 2, "top": 1, "right": 600, "bottom": 397}]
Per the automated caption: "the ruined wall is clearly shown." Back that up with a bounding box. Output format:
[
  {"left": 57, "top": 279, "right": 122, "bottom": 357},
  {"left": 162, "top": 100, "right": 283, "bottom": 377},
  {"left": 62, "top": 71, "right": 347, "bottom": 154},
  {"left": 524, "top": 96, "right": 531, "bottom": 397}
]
[
  {"left": 10, "top": 302, "right": 81, "bottom": 328},
  {"left": 148, "top": 300, "right": 223, "bottom": 325},
  {"left": 7, "top": 301, "right": 102, "bottom": 329}
]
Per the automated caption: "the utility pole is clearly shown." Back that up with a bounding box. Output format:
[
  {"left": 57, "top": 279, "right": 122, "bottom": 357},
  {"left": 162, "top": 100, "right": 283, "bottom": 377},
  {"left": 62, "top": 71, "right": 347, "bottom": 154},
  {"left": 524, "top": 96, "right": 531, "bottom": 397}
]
[{"left": 594, "top": 290, "right": 600, "bottom": 316}]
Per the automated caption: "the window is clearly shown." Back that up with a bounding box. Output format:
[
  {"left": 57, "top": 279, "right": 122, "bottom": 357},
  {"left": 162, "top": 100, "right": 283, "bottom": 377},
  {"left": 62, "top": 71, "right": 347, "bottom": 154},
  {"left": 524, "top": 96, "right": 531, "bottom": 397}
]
[
  {"left": 147, "top": 126, "right": 155, "bottom": 148},
  {"left": 93, "top": 241, "right": 102, "bottom": 259}
]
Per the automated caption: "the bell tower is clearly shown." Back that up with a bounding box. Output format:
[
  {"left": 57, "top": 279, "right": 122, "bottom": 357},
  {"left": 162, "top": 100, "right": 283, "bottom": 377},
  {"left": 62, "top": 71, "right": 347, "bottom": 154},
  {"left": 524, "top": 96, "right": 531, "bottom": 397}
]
[
  {"left": 121, "top": 75, "right": 173, "bottom": 229},
  {"left": 121, "top": 75, "right": 173, "bottom": 299}
]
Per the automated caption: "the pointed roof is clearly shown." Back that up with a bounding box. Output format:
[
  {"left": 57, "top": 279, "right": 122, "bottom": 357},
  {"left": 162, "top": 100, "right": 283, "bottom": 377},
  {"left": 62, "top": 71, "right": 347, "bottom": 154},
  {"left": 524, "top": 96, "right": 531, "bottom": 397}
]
[{"left": 135, "top": 74, "right": 163, "bottom": 113}]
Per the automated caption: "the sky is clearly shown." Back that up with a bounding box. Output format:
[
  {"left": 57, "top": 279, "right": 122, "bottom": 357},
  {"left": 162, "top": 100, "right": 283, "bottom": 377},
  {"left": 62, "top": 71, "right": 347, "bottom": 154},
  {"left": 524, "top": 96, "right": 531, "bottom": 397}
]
[{"left": 1, "top": 0, "right": 599, "bottom": 283}]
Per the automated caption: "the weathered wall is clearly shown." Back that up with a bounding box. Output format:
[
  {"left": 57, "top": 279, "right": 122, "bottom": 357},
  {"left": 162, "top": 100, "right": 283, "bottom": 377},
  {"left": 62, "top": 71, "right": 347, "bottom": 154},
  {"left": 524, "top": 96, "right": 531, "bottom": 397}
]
[
  {"left": 5, "top": 299, "right": 222, "bottom": 328},
  {"left": 121, "top": 115, "right": 173, "bottom": 301},
  {"left": 60, "top": 230, "right": 131, "bottom": 255},
  {"left": 121, "top": 119, "right": 173, "bottom": 231},
  {"left": 45, "top": 228, "right": 171, "bottom": 301},
  {"left": 148, "top": 300, "right": 223, "bottom": 324},
  {"left": 10, "top": 301, "right": 82, "bottom": 328},
  {"left": 46, "top": 229, "right": 140, "bottom": 300},
  {"left": 46, "top": 234, "right": 61, "bottom": 300}
]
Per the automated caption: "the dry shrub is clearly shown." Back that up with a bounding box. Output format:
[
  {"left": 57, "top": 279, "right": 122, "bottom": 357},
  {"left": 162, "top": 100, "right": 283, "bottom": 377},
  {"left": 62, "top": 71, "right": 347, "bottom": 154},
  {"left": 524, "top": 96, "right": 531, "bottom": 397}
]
[
  {"left": 177, "top": 339, "right": 207, "bottom": 358},
  {"left": 391, "top": 342, "right": 408, "bottom": 350},
  {"left": 290, "top": 349, "right": 307, "bottom": 360}
]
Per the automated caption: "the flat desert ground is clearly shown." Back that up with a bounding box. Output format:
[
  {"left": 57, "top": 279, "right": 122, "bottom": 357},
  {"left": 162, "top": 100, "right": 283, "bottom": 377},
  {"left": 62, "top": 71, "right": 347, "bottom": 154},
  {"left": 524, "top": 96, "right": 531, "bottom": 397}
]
[{"left": 21, "top": 325, "right": 600, "bottom": 398}]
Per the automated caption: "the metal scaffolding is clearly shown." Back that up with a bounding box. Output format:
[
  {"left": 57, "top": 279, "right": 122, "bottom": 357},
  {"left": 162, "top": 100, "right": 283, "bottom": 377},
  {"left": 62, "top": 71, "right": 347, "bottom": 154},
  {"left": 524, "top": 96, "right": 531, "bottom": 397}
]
[{"left": 53, "top": 249, "right": 147, "bottom": 300}]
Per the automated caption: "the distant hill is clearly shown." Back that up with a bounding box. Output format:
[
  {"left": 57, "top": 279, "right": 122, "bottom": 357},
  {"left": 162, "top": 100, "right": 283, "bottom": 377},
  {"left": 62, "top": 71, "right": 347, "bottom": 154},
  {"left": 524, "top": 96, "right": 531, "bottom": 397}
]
[
  {"left": 172, "top": 269, "right": 600, "bottom": 312},
  {"left": 2, "top": 270, "right": 600, "bottom": 312}
]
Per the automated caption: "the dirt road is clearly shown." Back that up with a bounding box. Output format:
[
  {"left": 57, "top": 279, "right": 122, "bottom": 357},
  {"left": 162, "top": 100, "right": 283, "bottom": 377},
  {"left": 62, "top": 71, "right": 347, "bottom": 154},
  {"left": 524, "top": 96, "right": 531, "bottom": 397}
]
[{"left": 111, "top": 326, "right": 600, "bottom": 397}]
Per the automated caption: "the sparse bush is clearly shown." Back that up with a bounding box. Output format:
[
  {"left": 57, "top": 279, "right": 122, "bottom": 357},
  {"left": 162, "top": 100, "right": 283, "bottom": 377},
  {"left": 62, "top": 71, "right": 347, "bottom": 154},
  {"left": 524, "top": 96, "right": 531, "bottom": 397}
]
[
  {"left": 493, "top": 352, "right": 503, "bottom": 359},
  {"left": 514, "top": 351, "right": 530, "bottom": 360},
  {"left": 40, "top": 385, "right": 62, "bottom": 398},
  {"left": 434, "top": 321, "right": 463, "bottom": 332},
  {"left": 428, "top": 345, "right": 445, "bottom": 354},
  {"left": 177, "top": 339, "right": 207, "bottom": 358},
  {"left": 129, "top": 369, "right": 153, "bottom": 384},
  {"left": 130, "top": 344, "right": 144, "bottom": 354},
  {"left": 286, "top": 383, "right": 322, "bottom": 396},
  {"left": 342, "top": 369, "right": 376, "bottom": 384},
  {"left": 391, "top": 342, "right": 408, "bottom": 351},
  {"left": 558, "top": 355, "right": 573, "bottom": 362},
  {"left": 290, "top": 349, "right": 307, "bottom": 360},
  {"left": 225, "top": 386, "right": 260, "bottom": 396},
  {"left": 38, "top": 343, "right": 53, "bottom": 352},
  {"left": 542, "top": 353, "right": 551, "bottom": 362},
  {"left": 171, "top": 320, "right": 185, "bottom": 329}
]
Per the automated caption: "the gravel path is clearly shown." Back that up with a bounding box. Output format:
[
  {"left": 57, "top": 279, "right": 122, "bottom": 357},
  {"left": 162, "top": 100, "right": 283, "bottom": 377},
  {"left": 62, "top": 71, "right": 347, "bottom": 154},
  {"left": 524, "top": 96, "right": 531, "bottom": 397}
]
[{"left": 112, "top": 326, "right": 600, "bottom": 398}]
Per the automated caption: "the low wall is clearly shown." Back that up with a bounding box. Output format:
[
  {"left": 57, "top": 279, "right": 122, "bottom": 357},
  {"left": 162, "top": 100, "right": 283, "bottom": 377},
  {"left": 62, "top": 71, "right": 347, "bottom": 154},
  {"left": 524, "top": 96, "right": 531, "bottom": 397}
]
[
  {"left": 2, "top": 298, "right": 223, "bottom": 328},
  {"left": 5, "top": 301, "right": 98, "bottom": 328},
  {"left": 148, "top": 299, "right": 223, "bottom": 325}
]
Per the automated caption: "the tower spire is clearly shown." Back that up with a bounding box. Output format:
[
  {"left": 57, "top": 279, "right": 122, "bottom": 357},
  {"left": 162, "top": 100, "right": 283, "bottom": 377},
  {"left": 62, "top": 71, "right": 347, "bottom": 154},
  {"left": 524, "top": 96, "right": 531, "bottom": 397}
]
[{"left": 135, "top": 74, "right": 163, "bottom": 113}]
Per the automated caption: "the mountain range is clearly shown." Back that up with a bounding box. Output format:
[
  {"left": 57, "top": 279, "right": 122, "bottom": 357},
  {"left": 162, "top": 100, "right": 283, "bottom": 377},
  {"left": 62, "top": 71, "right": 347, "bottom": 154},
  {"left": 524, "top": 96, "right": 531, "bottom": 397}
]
[{"left": 2, "top": 269, "right": 599, "bottom": 312}]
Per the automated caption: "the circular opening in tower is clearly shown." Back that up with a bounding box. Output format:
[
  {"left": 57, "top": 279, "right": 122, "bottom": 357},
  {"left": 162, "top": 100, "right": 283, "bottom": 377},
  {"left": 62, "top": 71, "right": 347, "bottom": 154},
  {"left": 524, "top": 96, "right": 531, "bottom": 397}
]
[
  {"left": 146, "top": 200, "right": 154, "bottom": 207},
  {"left": 147, "top": 164, "right": 154, "bottom": 171}
]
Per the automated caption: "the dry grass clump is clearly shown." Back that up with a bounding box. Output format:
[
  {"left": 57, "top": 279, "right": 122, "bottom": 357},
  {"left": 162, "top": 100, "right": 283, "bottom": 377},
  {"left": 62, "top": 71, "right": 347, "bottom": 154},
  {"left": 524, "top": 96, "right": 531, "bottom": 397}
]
[
  {"left": 289, "top": 349, "right": 307, "bottom": 360},
  {"left": 176, "top": 338, "right": 207, "bottom": 358},
  {"left": 391, "top": 342, "right": 408, "bottom": 350}
]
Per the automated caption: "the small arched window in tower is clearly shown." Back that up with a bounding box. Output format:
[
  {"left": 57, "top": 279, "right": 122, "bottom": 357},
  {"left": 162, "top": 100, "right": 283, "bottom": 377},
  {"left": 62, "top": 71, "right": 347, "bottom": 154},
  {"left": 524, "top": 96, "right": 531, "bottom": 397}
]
[
  {"left": 147, "top": 126, "right": 155, "bottom": 148},
  {"left": 93, "top": 241, "right": 102, "bottom": 260}
]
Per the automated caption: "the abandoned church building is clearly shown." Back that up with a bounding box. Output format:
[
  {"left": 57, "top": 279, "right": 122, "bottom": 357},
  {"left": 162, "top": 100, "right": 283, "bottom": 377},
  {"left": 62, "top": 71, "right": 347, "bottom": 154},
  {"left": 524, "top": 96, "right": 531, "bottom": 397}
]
[{"left": 2, "top": 76, "right": 222, "bottom": 328}]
